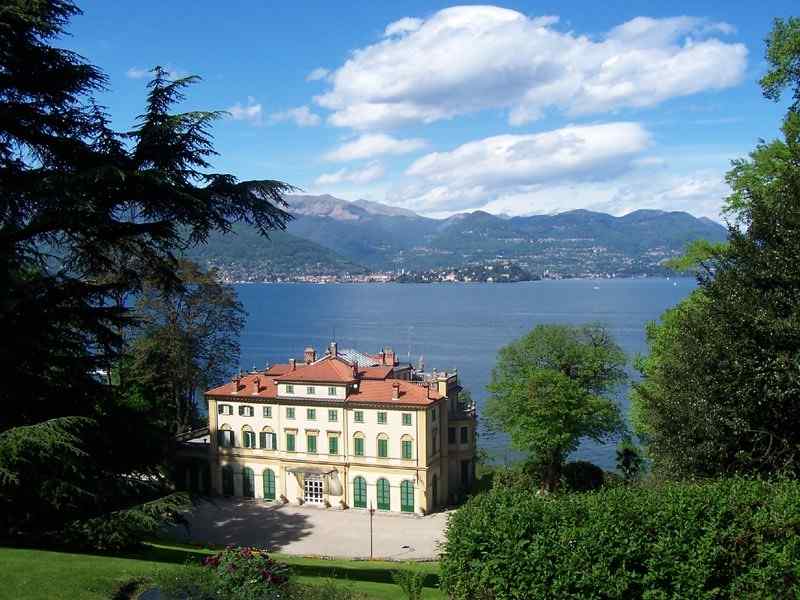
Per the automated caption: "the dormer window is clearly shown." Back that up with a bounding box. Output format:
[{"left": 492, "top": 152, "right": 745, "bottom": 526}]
[{"left": 286, "top": 384, "right": 294, "bottom": 394}]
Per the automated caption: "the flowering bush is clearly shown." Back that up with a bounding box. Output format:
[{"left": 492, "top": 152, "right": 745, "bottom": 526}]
[{"left": 200, "top": 545, "right": 290, "bottom": 599}]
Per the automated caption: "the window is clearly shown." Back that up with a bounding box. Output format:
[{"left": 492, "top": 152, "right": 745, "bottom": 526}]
[
  {"left": 377, "top": 411, "right": 387, "bottom": 424},
  {"left": 286, "top": 384, "right": 294, "bottom": 394},
  {"left": 286, "top": 407, "right": 295, "bottom": 420},
  {"left": 353, "top": 476, "right": 367, "bottom": 508},
  {"left": 376, "top": 478, "right": 390, "bottom": 510},
  {"left": 402, "top": 413, "right": 412, "bottom": 426},
  {"left": 402, "top": 439, "right": 413, "bottom": 460},
  {"left": 286, "top": 432, "right": 295, "bottom": 452},
  {"left": 259, "top": 431, "right": 276, "bottom": 450},
  {"left": 377, "top": 437, "right": 388, "bottom": 458},
  {"left": 460, "top": 426, "right": 469, "bottom": 444},
  {"left": 263, "top": 469, "right": 276, "bottom": 500},
  {"left": 307, "top": 434, "right": 317, "bottom": 453},
  {"left": 239, "top": 405, "right": 254, "bottom": 417},
  {"left": 242, "top": 429, "right": 256, "bottom": 448},
  {"left": 400, "top": 480, "right": 414, "bottom": 513},
  {"left": 354, "top": 410, "right": 364, "bottom": 423},
  {"left": 307, "top": 408, "right": 316, "bottom": 420},
  {"left": 328, "top": 409, "right": 338, "bottom": 422},
  {"left": 328, "top": 386, "right": 336, "bottom": 396},
  {"left": 354, "top": 436, "right": 365, "bottom": 457},
  {"left": 307, "top": 386, "right": 315, "bottom": 395},
  {"left": 448, "top": 427, "right": 456, "bottom": 444},
  {"left": 217, "top": 429, "right": 234, "bottom": 448},
  {"left": 242, "top": 467, "right": 255, "bottom": 498},
  {"left": 218, "top": 404, "right": 233, "bottom": 416},
  {"left": 263, "top": 406, "right": 272, "bottom": 418},
  {"left": 328, "top": 436, "right": 338, "bottom": 455}
]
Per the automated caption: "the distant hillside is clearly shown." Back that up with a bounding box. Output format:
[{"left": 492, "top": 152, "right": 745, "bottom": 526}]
[
  {"left": 187, "top": 225, "right": 367, "bottom": 282},
  {"left": 191, "top": 194, "right": 729, "bottom": 279}
]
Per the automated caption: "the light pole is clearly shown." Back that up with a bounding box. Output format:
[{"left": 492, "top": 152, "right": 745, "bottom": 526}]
[{"left": 369, "top": 501, "right": 375, "bottom": 560}]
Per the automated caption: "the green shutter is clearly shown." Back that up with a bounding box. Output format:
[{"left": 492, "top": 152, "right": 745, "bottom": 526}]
[
  {"left": 402, "top": 440, "right": 412, "bottom": 459},
  {"left": 329, "top": 436, "right": 338, "bottom": 455},
  {"left": 378, "top": 438, "right": 388, "bottom": 458},
  {"left": 222, "top": 466, "right": 234, "bottom": 496},
  {"left": 242, "top": 467, "right": 254, "bottom": 497},
  {"left": 259, "top": 431, "right": 267, "bottom": 448},
  {"left": 377, "top": 478, "right": 390, "bottom": 510},
  {"left": 307, "top": 435, "right": 317, "bottom": 453},
  {"left": 354, "top": 437, "right": 364, "bottom": 456},
  {"left": 353, "top": 477, "right": 367, "bottom": 508},
  {"left": 401, "top": 480, "right": 414, "bottom": 513},
  {"left": 263, "top": 469, "right": 276, "bottom": 500},
  {"left": 287, "top": 433, "right": 295, "bottom": 452}
]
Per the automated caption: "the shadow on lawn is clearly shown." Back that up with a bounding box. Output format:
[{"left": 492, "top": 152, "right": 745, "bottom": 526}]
[{"left": 289, "top": 562, "right": 440, "bottom": 589}]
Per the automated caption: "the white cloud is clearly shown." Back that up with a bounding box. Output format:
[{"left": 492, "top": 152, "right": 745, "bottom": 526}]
[
  {"left": 269, "top": 105, "right": 321, "bottom": 127},
  {"left": 226, "top": 96, "right": 263, "bottom": 124},
  {"left": 306, "top": 67, "right": 330, "bottom": 82},
  {"left": 324, "top": 133, "right": 427, "bottom": 162},
  {"left": 315, "top": 7, "right": 746, "bottom": 129},
  {"left": 126, "top": 67, "right": 149, "bottom": 79},
  {"left": 315, "top": 162, "right": 385, "bottom": 185}
]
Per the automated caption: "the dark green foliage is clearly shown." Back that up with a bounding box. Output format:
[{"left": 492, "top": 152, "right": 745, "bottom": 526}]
[
  {"left": 561, "top": 460, "right": 604, "bottom": 492},
  {"left": 615, "top": 437, "right": 643, "bottom": 483},
  {"left": 392, "top": 565, "right": 426, "bottom": 600},
  {"left": 442, "top": 478, "right": 800, "bottom": 599},
  {"left": 760, "top": 17, "right": 800, "bottom": 112},
  {"left": 486, "top": 324, "right": 626, "bottom": 491}
]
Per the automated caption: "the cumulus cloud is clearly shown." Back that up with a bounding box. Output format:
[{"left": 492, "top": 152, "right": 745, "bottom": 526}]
[
  {"left": 315, "top": 162, "right": 385, "bottom": 185},
  {"left": 306, "top": 67, "right": 330, "bottom": 81},
  {"left": 269, "top": 105, "right": 322, "bottom": 127},
  {"left": 226, "top": 97, "right": 263, "bottom": 124},
  {"left": 315, "top": 7, "right": 746, "bottom": 129},
  {"left": 324, "top": 133, "right": 427, "bottom": 162}
]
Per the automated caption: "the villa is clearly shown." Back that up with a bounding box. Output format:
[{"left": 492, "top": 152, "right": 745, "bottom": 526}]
[{"left": 178, "top": 342, "right": 477, "bottom": 514}]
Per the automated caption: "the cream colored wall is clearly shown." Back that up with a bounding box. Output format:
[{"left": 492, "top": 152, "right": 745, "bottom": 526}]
[
  {"left": 346, "top": 465, "right": 422, "bottom": 513},
  {"left": 346, "top": 406, "right": 418, "bottom": 460},
  {"left": 278, "top": 382, "right": 346, "bottom": 401}
]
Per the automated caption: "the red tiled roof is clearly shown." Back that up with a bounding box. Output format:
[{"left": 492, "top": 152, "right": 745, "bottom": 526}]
[
  {"left": 274, "top": 357, "right": 357, "bottom": 383},
  {"left": 206, "top": 372, "right": 278, "bottom": 398},
  {"left": 359, "top": 365, "right": 394, "bottom": 380},
  {"left": 349, "top": 379, "right": 442, "bottom": 406}
]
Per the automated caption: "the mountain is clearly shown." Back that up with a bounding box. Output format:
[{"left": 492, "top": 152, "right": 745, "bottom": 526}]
[{"left": 191, "top": 194, "right": 729, "bottom": 279}]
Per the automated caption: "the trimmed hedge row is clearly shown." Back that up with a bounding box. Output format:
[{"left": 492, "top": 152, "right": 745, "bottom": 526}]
[{"left": 441, "top": 478, "right": 800, "bottom": 599}]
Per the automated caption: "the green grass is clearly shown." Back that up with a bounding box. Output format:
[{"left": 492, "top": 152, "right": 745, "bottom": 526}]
[{"left": 0, "top": 542, "right": 443, "bottom": 600}]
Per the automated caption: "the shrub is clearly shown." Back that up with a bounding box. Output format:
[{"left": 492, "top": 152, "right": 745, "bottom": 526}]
[
  {"left": 392, "top": 565, "right": 426, "bottom": 600},
  {"left": 200, "top": 546, "right": 289, "bottom": 599},
  {"left": 561, "top": 460, "right": 604, "bottom": 492},
  {"left": 441, "top": 477, "right": 800, "bottom": 599}
]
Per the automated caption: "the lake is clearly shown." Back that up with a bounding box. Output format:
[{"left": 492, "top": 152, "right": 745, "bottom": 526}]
[{"left": 235, "top": 278, "right": 696, "bottom": 470}]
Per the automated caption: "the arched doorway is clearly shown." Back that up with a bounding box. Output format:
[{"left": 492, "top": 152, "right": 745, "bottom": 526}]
[
  {"left": 263, "top": 468, "right": 276, "bottom": 500},
  {"left": 242, "top": 467, "right": 255, "bottom": 498},
  {"left": 353, "top": 476, "right": 367, "bottom": 508},
  {"left": 222, "top": 465, "right": 234, "bottom": 496},
  {"left": 400, "top": 480, "right": 414, "bottom": 513},
  {"left": 376, "top": 478, "right": 390, "bottom": 511}
]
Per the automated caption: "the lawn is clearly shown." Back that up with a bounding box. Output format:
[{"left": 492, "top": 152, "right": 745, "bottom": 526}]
[{"left": 0, "top": 543, "right": 443, "bottom": 600}]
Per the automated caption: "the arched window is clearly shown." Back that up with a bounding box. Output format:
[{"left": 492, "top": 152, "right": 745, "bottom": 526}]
[
  {"left": 260, "top": 427, "right": 276, "bottom": 450},
  {"left": 242, "top": 425, "right": 255, "bottom": 449},
  {"left": 377, "top": 433, "right": 389, "bottom": 458},
  {"left": 218, "top": 424, "right": 234, "bottom": 448},
  {"left": 222, "top": 465, "right": 234, "bottom": 496},
  {"left": 263, "top": 468, "right": 276, "bottom": 500},
  {"left": 401, "top": 434, "right": 414, "bottom": 460},
  {"left": 353, "top": 476, "right": 367, "bottom": 508},
  {"left": 376, "top": 478, "right": 390, "bottom": 511},
  {"left": 353, "top": 431, "right": 365, "bottom": 457},
  {"left": 400, "top": 480, "right": 414, "bottom": 513},
  {"left": 242, "top": 467, "right": 255, "bottom": 498}
]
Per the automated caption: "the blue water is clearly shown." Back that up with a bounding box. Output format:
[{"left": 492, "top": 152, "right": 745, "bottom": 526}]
[{"left": 235, "top": 278, "right": 696, "bottom": 470}]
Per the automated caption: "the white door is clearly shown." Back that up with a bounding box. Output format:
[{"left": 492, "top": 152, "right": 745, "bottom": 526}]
[{"left": 304, "top": 475, "right": 323, "bottom": 504}]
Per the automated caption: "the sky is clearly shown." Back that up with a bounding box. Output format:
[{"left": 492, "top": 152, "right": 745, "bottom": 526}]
[{"left": 65, "top": 1, "right": 797, "bottom": 221}]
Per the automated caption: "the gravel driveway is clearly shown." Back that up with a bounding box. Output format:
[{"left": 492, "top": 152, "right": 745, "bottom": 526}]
[{"left": 169, "top": 499, "right": 449, "bottom": 560}]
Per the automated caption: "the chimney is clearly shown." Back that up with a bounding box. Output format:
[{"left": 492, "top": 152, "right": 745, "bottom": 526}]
[
  {"left": 392, "top": 382, "right": 400, "bottom": 400},
  {"left": 233, "top": 375, "right": 242, "bottom": 392},
  {"left": 383, "top": 347, "right": 396, "bottom": 366},
  {"left": 353, "top": 362, "right": 359, "bottom": 378},
  {"left": 304, "top": 346, "right": 316, "bottom": 364},
  {"left": 329, "top": 341, "right": 338, "bottom": 358},
  {"left": 252, "top": 376, "right": 261, "bottom": 394},
  {"left": 289, "top": 358, "right": 296, "bottom": 371}
]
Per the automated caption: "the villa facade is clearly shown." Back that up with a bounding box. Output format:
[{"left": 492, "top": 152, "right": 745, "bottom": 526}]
[{"left": 179, "top": 342, "right": 477, "bottom": 514}]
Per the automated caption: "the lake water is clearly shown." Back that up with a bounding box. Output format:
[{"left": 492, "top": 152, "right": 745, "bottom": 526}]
[{"left": 235, "top": 278, "right": 696, "bottom": 470}]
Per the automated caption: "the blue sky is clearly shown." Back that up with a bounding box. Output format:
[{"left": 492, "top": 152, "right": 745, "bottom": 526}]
[{"left": 66, "top": 1, "right": 796, "bottom": 220}]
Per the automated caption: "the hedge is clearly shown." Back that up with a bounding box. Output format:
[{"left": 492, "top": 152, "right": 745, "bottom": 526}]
[{"left": 441, "top": 478, "right": 800, "bottom": 599}]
